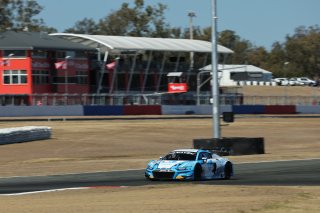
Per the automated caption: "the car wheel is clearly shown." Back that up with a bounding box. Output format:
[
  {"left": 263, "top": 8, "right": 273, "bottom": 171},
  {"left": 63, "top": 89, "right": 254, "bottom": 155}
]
[
  {"left": 194, "top": 164, "right": 202, "bottom": 181},
  {"left": 224, "top": 162, "right": 232, "bottom": 180}
]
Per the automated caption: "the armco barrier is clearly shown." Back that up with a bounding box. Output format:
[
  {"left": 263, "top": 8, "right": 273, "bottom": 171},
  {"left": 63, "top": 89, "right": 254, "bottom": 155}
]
[
  {"left": 0, "top": 106, "right": 83, "bottom": 117},
  {"left": 83, "top": 105, "right": 124, "bottom": 116},
  {"left": 123, "top": 105, "right": 161, "bottom": 115},
  {"left": 296, "top": 105, "right": 320, "bottom": 114},
  {"left": 264, "top": 105, "right": 296, "bottom": 114},
  {"left": 0, "top": 126, "right": 51, "bottom": 145},
  {"left": 232, "top": 105, "right": 265, "bottom": 114}
]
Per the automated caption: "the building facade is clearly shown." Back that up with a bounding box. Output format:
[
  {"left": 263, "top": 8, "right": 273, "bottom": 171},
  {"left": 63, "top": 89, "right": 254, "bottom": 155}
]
[{"left": 0, "top": 31, "right": 95, "bottom": 105}]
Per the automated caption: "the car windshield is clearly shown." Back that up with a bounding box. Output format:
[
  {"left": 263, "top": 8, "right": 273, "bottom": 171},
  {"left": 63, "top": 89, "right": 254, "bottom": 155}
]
[{"left": 163, "top": 151, "right": 197, "bottom": 161}]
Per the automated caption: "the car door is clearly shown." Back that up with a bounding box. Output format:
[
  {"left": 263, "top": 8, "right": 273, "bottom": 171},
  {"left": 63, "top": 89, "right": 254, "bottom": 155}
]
[{"left": 199, "top": 152, "right": 215, "bottom": 179}]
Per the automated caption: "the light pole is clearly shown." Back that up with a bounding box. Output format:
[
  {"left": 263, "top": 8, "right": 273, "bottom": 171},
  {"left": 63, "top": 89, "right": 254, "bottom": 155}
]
[
  {"left": 188, "top": 11, "right": 196, "bottom": 70},
  {"left": 65, "top": 56, "right": 71, "bottom": 94},
  {"left": 211, "top": 0, "right": 220, "bottom": 139},
  {"left": 284, "top": 61, "right": 289, "bottom": 104}
]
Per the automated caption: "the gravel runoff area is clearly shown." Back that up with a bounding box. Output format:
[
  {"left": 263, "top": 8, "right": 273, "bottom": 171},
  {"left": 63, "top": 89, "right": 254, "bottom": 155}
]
[{"left": 0, "top": 116, "right": 319, "bottom": 213}]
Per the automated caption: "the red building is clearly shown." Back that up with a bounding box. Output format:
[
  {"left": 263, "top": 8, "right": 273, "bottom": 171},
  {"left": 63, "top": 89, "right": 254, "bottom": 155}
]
[{"left": 0, "top": 31, "right": 95, "bottom": 105}]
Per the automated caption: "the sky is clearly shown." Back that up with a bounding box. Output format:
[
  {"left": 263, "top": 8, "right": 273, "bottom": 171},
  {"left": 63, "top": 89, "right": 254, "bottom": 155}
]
[{"left": 36, "top": 0, "right": 320, "bottom": 50}]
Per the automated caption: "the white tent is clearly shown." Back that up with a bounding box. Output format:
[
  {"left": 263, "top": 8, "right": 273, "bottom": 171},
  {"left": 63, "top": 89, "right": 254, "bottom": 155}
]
[{"left": 201, "top": 64, "right": 273, "bottom": 86}]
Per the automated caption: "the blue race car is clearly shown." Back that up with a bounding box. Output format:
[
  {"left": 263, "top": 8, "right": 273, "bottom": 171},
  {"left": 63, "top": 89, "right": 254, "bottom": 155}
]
[{"left": 145, "top": 149, "right": 233, "bottom": 181}]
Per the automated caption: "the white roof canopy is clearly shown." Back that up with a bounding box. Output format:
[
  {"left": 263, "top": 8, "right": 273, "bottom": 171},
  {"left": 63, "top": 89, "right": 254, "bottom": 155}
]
[
  {"left": 50, "top": 33, "right": 234, "bottom": 54},
  {"left": 201, "top": 64, "right": 272, "bottom": 74}
]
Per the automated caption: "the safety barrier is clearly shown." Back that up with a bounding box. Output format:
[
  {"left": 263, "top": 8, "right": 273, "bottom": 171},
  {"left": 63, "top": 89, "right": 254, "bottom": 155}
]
[
  {"left": 123, "top": 105, "right": 161, "bottom": 115},
  {"left": 296, "top": 105, "right": 320, "bottom": 114},
  {"left": 232, "top": 105, "right": 265, "bottom": 114},
  {"left": 0, "top": 106, "right": 83, "bottom": 117},
  {"left": 83, "top": 106, "right": 123, "bottom": 116},
  {"left": 161, "top": 105, "right": 232, "bottom": 115},
  {"left": 0, "top": 126, "right": 52, "bottom": 145},
  {"left": 264, "top": 105, "right": 296, "bottom": 114},
  {"left": 2, "top": 105, "right": 320, "bottom": 117}
]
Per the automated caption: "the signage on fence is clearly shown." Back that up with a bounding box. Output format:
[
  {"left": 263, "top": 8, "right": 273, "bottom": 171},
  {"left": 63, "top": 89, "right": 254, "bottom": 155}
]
[{"left": 168, "top": 83, "right": 187, "bottom": 93}]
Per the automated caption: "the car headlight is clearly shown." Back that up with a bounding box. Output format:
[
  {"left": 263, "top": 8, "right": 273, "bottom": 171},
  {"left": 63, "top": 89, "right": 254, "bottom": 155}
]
[
  {"left": 177, "top": 166, "right": 192, "bottom": 171},
  {"left": 147, "top": 162, "right": 157, "bottom": 170}
]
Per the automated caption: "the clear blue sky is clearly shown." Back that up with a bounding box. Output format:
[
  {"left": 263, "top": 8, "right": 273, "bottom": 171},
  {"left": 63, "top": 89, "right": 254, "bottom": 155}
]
[{"left": 37, "top": 0, "right": 320, "bottom": 50}]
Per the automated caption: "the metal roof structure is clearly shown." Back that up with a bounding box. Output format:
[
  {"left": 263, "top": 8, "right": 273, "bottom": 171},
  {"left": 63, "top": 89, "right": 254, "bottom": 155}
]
[
  {"left": 50, "top": 33, "right": 234, "bottom": 54},
  {"left": 0, "top": 31, "right": 95, "bottom": 51}
]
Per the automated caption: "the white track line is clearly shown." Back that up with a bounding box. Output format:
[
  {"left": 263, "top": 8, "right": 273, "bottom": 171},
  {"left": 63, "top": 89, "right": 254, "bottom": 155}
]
[
  {"left": 1, "top": 186, "right": 128, "bottom": 196},
  {"left": 1, "top": 187, "right": 89, "bottom": 196}
]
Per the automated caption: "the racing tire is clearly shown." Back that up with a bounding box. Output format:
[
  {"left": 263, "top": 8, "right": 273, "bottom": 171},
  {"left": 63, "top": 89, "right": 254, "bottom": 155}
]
[
  {"left": 194, "top": 164, "right": 202, "bottom": 181},
  {"left": 224, "top": 162, "right": 232, "bottom": 180}
]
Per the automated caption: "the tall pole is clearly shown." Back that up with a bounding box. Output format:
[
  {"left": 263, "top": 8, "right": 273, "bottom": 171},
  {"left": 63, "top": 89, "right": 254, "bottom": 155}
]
[
  {"left": 65, "top": 56, "right": 71, "bottom": 94},
  {"left": 211, "top": 0, "right": 221, "bottom": 139},
  {"left": 188, "top": 11, "right": 196, "bottom": 70}
]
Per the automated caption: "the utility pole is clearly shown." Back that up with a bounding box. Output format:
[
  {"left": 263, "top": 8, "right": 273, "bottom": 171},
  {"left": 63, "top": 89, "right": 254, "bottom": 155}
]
[{"left": 211, "top": 0, "right": 221, "bottom": 139}]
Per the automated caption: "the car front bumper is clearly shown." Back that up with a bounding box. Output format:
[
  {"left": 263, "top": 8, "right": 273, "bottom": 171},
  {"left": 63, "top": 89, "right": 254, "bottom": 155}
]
[{"left": 145, "top": 169, "right": 194, "bottom": 180}]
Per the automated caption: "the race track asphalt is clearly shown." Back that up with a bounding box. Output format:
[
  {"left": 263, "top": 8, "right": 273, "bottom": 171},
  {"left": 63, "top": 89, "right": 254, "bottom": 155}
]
[{"left": 0, "top": 159, "right": 319, "bottom": 195}]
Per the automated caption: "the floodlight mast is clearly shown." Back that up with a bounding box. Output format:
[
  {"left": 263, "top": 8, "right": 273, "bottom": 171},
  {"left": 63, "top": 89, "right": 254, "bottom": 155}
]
[{"left": 211, "top": 0, "right": 221, "bottom": 139}]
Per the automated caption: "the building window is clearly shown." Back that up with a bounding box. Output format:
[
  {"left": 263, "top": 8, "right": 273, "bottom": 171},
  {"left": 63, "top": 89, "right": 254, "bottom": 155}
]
[
  {"left": 31, "top": 50, "right": 47, "bottom": 58},
  {"left": 3, "top": 70, "right": 27, "bottom": 84},
  {"left": 3, "top": 50, "right": 27, "bottom": 58},
  {"left": 32, "top": 70, "right": 49, "bottom": 84},
  {"left": 76, "top": 70, "right": 88, "bottom": 84},
  {"left": 75, "top": 51, "right": 87, "bottom": 59}
]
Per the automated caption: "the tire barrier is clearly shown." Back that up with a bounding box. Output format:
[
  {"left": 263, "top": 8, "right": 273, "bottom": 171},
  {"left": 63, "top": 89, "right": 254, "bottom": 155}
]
[
  {"left": 193, "top": 137, "right": 265, "bottom": 156},
  {"left": 0, "top": 126, "right": 52, "bottom": 145}
]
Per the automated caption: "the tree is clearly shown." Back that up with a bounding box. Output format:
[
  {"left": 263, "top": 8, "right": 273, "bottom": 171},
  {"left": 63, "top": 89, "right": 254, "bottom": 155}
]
[
  {"left": 218, "top": 30, "right": 254, "bottom": 64},
  {"left": 64, "top": 18, "right": 99, "bottom": 34},
  {"left": 0, "top": 0, "right": 56, "bottom": 32},
  {"left": 94, "top": 0, "right": 170, "bottom": 37},
  {"left": 284, "top": 25, "right": 320, "bottom": 78}
]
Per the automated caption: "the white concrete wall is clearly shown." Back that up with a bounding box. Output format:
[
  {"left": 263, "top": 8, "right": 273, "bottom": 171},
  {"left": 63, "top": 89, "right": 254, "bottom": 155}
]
[
  {"left": 296, "top": 105, "right": 320, "bottom": 114},
  {"left": 0, "top": 106, "right": 83, "bottom": 117}
]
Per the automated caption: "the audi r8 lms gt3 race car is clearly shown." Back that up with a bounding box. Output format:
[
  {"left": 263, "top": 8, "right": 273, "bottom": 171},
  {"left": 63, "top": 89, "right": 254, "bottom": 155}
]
[{"left": 145, "top": 149, "right": 233, "bottom": 181}]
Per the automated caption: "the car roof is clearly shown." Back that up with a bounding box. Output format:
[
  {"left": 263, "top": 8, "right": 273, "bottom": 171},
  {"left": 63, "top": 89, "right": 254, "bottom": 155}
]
[{"left": 173, "top": 149, "right": 202, "bottom": 153}]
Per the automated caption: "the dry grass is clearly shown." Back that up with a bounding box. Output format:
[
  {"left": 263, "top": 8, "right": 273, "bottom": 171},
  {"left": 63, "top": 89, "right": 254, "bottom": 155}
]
[
  {"left": 0, "top": 116, "right": 319, "bottom": 213},
  {"left": 240, "top": 85, "right": 320, "bottom": 96}
]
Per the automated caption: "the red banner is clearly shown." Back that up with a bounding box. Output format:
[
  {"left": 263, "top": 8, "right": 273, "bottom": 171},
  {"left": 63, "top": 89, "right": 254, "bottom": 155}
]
[{"left": 168, "top": 83, "right": 187, "bottom": 93}]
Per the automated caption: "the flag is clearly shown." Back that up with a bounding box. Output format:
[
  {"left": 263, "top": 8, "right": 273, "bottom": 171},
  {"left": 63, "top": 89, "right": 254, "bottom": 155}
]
[
  {"left": 55, "top": 61, "right": 67, "bottom": 69},
  {"left": 106, "top": 61, "right": 116, "bottom": 70},
  {"left": 0, "top": 59, "right": 9, "bottom": 66}
]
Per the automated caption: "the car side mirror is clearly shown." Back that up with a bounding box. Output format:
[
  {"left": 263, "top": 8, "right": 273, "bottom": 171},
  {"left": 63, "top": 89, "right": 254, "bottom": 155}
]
[{"left": 202, "top": 157, "right": 208, "bottom": 163}]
